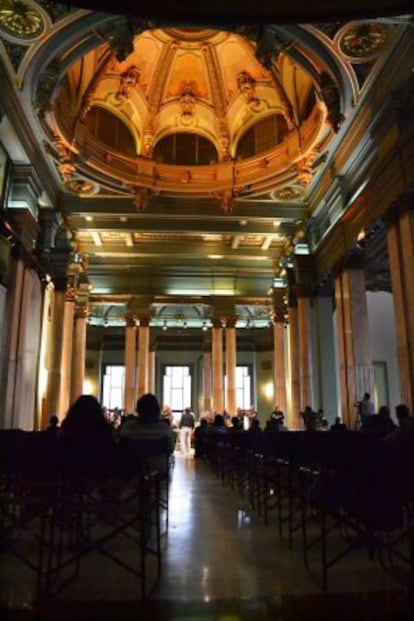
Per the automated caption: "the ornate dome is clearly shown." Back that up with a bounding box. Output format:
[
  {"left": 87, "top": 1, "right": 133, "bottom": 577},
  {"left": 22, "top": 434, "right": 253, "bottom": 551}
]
[{"left": 46, "top": 24, "right": 333, "bottom": 209}]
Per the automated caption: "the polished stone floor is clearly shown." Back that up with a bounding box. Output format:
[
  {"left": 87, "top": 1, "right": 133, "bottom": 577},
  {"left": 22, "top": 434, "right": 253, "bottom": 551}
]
[{"left": 1, "top": 452, "right": 413, "bottom": 620}]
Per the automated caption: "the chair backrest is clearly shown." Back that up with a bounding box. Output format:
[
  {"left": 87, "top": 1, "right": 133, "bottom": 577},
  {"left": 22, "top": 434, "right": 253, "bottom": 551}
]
[{"left": 118, "top": 435, "right": 171, "bottom": 477}]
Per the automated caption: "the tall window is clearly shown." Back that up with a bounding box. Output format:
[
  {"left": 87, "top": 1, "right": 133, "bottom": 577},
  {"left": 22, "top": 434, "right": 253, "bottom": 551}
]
[
  {"left": 102, "top": 365, "right": 125, "bottom": 410},
  {"left": 236, "top": 365, "right": 252, "bottom": 409},
  {"left": 162, "top": 366, "right": 192, "bottom": 414},
  {"left": 225, "top": 365, "right": 252, "bottom": 410}
]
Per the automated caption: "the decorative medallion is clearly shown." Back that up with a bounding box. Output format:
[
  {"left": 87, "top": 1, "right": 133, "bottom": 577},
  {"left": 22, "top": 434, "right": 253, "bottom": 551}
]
[
  {"left": 339, "top": 23, "right": 387, "bottom": 59},
  {"left": 66, "top": 178, "right": 99, "bottom": 195},
  {"left": 0, "top": 0, "right": 44, "bottom": 39},
  {"left": 271, "top": 186, "right": 305, "bottom": 201}
]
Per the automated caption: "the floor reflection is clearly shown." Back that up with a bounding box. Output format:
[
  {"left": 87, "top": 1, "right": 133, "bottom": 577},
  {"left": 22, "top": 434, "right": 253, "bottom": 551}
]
[{"left": 1, "top": 453, "right": 413, "bottom": 621}]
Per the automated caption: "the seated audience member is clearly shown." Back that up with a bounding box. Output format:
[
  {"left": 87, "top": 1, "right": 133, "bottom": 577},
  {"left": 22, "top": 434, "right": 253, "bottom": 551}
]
[
  {"left": 213, "top": 413, "right": 227, "bottom": 433},
  {"left": 360, "top": 405, "right": 397, "bottom": 437},
  {"left": 59, "top": 394, "right": 115, "bottom": 471},
  {"left": 230, "top": 415, "right": 243, "bottom": 430},
  {"left": 330, "top": 416, "right": 347, "bottom": 432},
  {"left": 120, "top": 393, "right": 175, "bottom": 473},
  {"left": 194, "top": 418, "right": 209, "bottom": 458},
  {"left": 46, "top": 414, "right": 60, "bottom": 435},
  {"left": 395, "top": 403, "right": 414, "bottom": 431},
  {"left": 246, "top": 418, "right": 262, "bottom": 435}
]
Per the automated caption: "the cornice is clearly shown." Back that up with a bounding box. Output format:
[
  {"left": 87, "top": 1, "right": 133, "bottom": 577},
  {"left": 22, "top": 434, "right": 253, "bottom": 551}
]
[{"left": 0, "top": 62, "right": 58, "bottom": 205}]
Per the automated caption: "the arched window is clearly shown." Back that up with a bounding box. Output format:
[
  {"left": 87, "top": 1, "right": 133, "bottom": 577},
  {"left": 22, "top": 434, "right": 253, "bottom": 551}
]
[
  {"left": 153, "top": 133, "right": 218, "bottom": 165},
  {"left": 85, "top": 106, "right": 136, "bottom": 156},
  {"left": 236, "top": 114, "right": 289, "bottom": 159}
]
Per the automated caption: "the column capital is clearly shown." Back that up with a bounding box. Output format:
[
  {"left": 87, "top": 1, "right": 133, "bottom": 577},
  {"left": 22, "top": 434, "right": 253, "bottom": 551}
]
[
  {"left": 138, "top": 314, "right": 151, "bottom": 328},
  {"left": 212, "top": 316, "right": 224, "bottom": 329},
  {"left": 74, "top": 304, "right": 88, "bottom": 319},
  {"left": 65, "top": 283, "right": 76, "bottom": 303},
  {"left": 225, "top": 316, "right": 238, "bottom": 328},
  {"left": 125, "top": 312, "right": 137, "bottom": 327}
]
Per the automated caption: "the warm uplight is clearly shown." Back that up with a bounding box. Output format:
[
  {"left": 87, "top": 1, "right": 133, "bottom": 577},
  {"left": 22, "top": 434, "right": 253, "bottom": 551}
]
[
  {"left": 263, "top": 382, "right": 274, "bottom": 400},
  {"left": 83, "top": 379, "right": 94, "bottom": 394}
]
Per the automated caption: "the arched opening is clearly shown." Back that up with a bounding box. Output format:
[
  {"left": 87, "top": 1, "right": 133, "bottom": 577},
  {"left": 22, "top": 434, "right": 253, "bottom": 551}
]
[
  {"left": 153, "top": 133, "right": 218, "bottom": 165},
  {"left": 84, "top": 106, "right": 137, "bottom": 156}
]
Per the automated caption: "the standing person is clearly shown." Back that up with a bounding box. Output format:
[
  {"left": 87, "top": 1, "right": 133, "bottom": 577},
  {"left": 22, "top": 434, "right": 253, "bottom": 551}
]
[
  {"left": 179, "top": 407, "right": 195, "bottom": 456},
  {"left": 358, "top": 392, "right": 375, "bottom": 427}
]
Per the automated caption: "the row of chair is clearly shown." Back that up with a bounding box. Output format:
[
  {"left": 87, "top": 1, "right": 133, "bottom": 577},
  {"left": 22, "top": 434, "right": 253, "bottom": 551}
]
[
  {"left": 201, "top": 429, "right": 414, "bottom": 589},
  {"left": 0, "top": 430, "right": 171, "bottom": 602}
]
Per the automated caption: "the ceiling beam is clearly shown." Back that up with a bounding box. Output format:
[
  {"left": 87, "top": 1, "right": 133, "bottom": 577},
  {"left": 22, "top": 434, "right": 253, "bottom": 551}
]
[
  {"left": 70, "top": 216, "right": 291, "bottom": 237},
  {"left": 62, "top": 196, "right": 306, "bottom": 221}
]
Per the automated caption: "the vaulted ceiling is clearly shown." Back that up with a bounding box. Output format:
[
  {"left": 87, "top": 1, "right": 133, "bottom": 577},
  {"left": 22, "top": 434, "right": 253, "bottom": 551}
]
[{"left": 0, "top": 1, "right": 412, "bottom": 338}]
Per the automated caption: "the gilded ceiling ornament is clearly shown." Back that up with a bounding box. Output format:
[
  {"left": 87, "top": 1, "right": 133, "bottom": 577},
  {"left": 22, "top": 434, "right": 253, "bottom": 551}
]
[
  {"left": 66, "top": 178, "right": 97, "bottom": 195},
  {"left": 237, "top": 71, "right": 259, "bottom": 105},
  {"left": 0, "top": 0, "right": 44, "bottom": 38},
  {"left": 273, "top": 186, "right": 304, "bottom": 201},
  {"left": 115, "top": 66, "right": 140, "bottom": 102},
  {"left": 339, "top": 23, "right": 387, "bottom": 58},
  {"left": 180, "top": 82, "right": 197, "bottom": 116},
  {"left": 142, "top": 127, "right": 154, "bottom": 158},
  {"left": 57, "top": 162, "right": 76, "bottom": 183},
  {"left": 131, "top": 187, "right": 151, "bottom": 211},
  {"left": 296, "top": 154, "right": 316, "bottom": 187}
]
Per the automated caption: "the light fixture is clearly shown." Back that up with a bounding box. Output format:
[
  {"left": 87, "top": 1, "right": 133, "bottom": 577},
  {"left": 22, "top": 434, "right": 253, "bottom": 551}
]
[
  {"left": 162, "top": 320, "right": 168, "bottom": 331},
  {"left": 202, "top": 321, "right": 208, "bottom": 331},
  {"left": 183, "top": 320, "right": 187, "bottom": 329}
]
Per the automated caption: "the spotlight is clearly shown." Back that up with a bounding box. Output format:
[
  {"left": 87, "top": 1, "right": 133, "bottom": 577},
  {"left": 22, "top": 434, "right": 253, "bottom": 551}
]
[
  {"left": 202, "top": 321, "right": 208, "bottom": 331},
  {"left": 162, "top": 320, "right": 168, "bottom": 331}
]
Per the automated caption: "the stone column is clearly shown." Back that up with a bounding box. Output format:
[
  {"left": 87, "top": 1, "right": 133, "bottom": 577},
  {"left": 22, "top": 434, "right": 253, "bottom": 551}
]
[
  {"left": 225, "top": 316, "right": 237, "bottom": 417},
  {"left": 334, "top": 254, "right": 373, "bottom": 428},
  {"left": 45, "top": 277, "right": 67, "bottom": 418},
  {"left": 137, "top": 315, "right": 150, "bottom": 398},
  {"left": 288, "top": 301, "right": 300, "bottom": 429},
  {"left": 124, "top": 312, "right": 137, "bottom": 413},
  {"left": 385, "top": 198, "right": 414, "bottom": 411},
  {"left": 148, "top": 348, "right": 156, "bottom": 394},
  {"left": 297, "top": 289, "right": 313, "bottom": 412},
  {"left": 71, "top": 304, "right": 88, "bottom": 401},
  {"left": 202, "top": 340, "right": 212, "bottom": 413},
  {"left": 59, "top": 285, "right": 75, "bottom": 416},
  {"left": 212, "top": 317, "right": 224, "bottom": 413},
  {"left": 1, "top": 255, "right": 25, "bottom": 428},
  {"left": 272, "top": 313, "right": 287, "bottom": 417}
]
